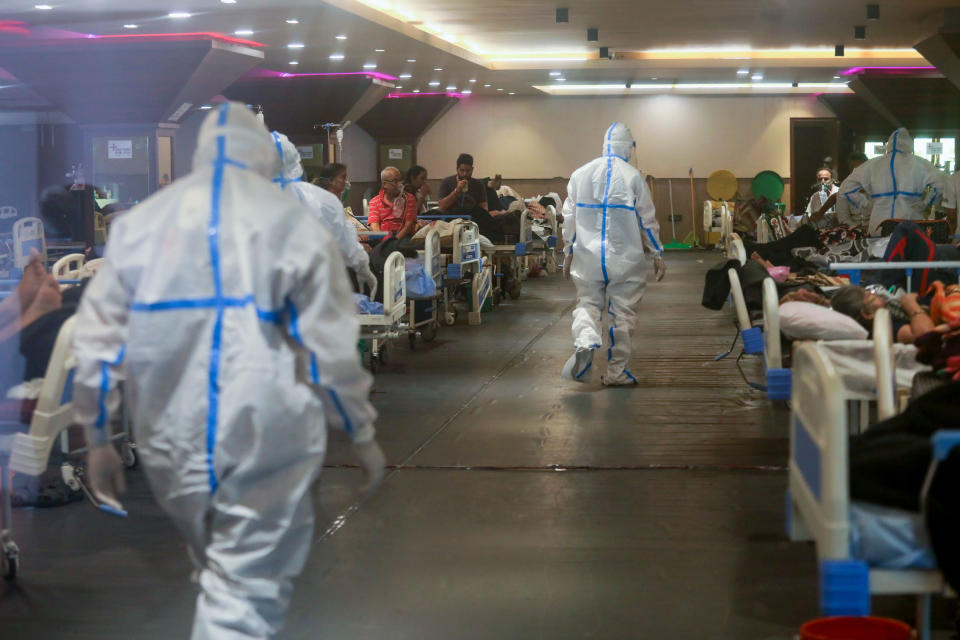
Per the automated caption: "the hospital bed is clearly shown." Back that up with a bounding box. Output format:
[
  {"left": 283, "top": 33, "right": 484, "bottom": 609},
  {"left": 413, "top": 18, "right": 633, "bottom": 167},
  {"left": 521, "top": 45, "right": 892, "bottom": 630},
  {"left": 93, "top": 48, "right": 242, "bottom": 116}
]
[
  {"left": 359, "top": 250, "right": 407, "bottom": 372},
  {"left": 831, "top": 261, "right": 960, "bottom": 293},
  {"left": 407, "top": 228, "right": 441, "bottom": 347},
  {"left": 724, "top": 233, "right": 764, "bottom": 356},
  {"left": 704, "top": 201, "right": 734, "bottom": 250},
  {"left": 51, "top": 253, "right": 85, "bottom": 282},
  {"left": 1, "top": 316, "right": 134, "bottom": 579},
  {"left": 786, "top": 336, "right": 958, "bottom": 640},
  {"left": 13, "top": 217, "right": 46, "bottom": 272},
  {"left": 441, "top": 220, "right": 492, "bottom": 326}
]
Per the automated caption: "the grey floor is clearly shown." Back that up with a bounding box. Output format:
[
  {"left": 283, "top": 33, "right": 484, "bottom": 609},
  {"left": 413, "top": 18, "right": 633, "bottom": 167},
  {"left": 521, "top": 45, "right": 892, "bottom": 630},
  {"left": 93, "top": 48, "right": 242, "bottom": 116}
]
[{"left": 1, "top": 252, "right": 954, "bottom": 639}]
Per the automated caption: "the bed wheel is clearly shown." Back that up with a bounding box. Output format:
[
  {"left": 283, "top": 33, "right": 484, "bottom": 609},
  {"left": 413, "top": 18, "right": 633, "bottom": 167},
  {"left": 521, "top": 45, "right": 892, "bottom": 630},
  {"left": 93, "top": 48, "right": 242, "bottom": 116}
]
[
  {"left": 421, "top": 324, "right": 437, "bottom": 342},
  {"left": 121, "top": 442, "right": 138, "bottom": 469},
  {"left": 445, "top": 310, "right": 457, "bottom": 326},
  {"left": 2, "top": 535, "right": 19, "bottom": 581}
]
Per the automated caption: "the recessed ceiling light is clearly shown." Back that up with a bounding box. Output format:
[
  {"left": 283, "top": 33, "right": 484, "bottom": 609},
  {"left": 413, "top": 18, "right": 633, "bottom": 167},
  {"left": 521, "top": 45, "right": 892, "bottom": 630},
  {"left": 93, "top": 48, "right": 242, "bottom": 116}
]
[
  {"left": 549, "top": 71, "right": 561, "bottom": 76},
  {"left": 234, "top": 29, "right": 254, "bottom": 35},
  {"left": 287, "top": 43, "right": 305, "bottom": 49},
  {"left": 399, "top": 73, "right": 412, "bottom": 78},
  {"left": 221, "top": 0, "right": 237, "bottom": 4},
  {"left": 650, "top": 77, "right": 658, "bottom": 80},
  {"left": 413, "top": 89, "right": 421, "bottom": 93},
  {"left": 737, "top": 69, "right": 749, "bottom": 75},
  {"left": 200, "top": 105, "right": 213, "bottom": 110},
  {"left": 508, "top": 92, "right": 515, "bottom": 95},
  {"left": 375, "top": 48, "right": 385, "bottom": 52},
  {"left": 34, "top": 4, "right": 53, "bottom": 9},
  {"left": 484, "top": 84, "right": 491, "bottom": 87},
  {"left": 556, "top": 77, "right": 566, "bottom": 82},
  {"left": 433, "top": 67, "right": 442, "bottom": 71},
  {"left": 462, "top": 89, "right": 472, "bottom": 94},
  {"left": 497, "top": 88, "right": 503, "bottom": 91},
  {"left": 289, "top": 61, "right": 299, "bottom": 65},
  {"left": 469, "top": 78, "right": 476, "bottom": 83},
  {"left": 363, "top": 63, "right": 377, "bottom": 69},
  {"left": 407, "top": 59, "right": 416, "bottom": 62},
  {"left": 168, "top": 11, "right": 191, "bottom": 18},
  {"left": 751, "top": 74, "right": 763, "bottom": 81},
  {"left": 336, "top": 34, "right": 347, "bottom": 40},
  {"left": 285, "top": 18, "right": 299, "bottom": 24},
  {"left": 446, "top": 85, "right": 456, "bottom": 90},
  {"left": 123, "top": 24, "right": 139, "bottom": 29},
  {"left": 833, "top": 75, "right": 841, "bottom": 79},
  {"left": 329, "top": 53, "right": 345, "bottom": 60},
  {"left": 429, "top": 81, "right": 440, "bottom": 86}
]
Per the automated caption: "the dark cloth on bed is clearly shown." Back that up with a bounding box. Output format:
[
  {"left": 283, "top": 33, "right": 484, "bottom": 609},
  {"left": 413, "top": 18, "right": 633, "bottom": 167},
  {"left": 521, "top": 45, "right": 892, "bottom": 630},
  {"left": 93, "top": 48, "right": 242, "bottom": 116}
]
[
  {"left": 701, "top": 258, "right": 768, "bottom": 311},
  {"left": 849, "top": 381, "right": 960, "bottom": 591},
  {"left": 744, "top": 225, "right": 822, "bottom": 270},
  {"left": 878, "top": 221, "right": 960, "bottom": 293}
]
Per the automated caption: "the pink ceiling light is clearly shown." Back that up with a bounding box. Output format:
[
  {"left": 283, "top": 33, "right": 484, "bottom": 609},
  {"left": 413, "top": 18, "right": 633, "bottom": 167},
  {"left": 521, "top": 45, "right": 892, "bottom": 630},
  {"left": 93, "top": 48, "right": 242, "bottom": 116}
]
[
  {"left": 246, "top": 68, "right": 398, "bottom": 82},
  {"left": 387, "top": 91, "right": 465, "bottom": 98},
  {"left": 839, "top": 66, "right": 937, "bottom": 76},
  {"left": 89, "top": 32, "right": 266, "bottom": 47}
]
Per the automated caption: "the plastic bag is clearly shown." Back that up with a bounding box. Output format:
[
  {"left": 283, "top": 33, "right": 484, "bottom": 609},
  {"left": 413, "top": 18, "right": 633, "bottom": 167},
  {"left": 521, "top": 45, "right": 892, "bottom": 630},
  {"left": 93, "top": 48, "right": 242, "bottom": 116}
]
[
  {"left": 405, "top": 259, "right": 437, "bottom": 298},
  {"left": 354, "top": 293, "right": 384, "bottom": 315}
]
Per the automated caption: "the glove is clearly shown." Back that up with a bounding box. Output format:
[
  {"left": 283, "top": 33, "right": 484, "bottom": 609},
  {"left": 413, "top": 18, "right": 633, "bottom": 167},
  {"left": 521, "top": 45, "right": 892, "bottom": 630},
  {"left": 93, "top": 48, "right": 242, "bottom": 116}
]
[
  {"left": 352, "top": 439, "right": 387, "bottom": 495},
  {"left": 87, "top": 445, "right": 127, "bottom": 514},
  {"left": 357, "top": 264, "right": 378, "bottom": 296},
  {"left": 653, "top": 255, "right": 666, "bottom": 282},
  {"left": 563, "top": 254, "right": 572, "bottom": 280}
]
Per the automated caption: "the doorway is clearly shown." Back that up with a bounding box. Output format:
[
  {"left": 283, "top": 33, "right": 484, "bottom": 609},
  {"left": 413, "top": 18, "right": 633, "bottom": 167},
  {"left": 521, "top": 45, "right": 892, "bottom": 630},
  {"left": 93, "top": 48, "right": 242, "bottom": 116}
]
[{"left": 790, "top": 118, "right": 840, "bottom": 215}]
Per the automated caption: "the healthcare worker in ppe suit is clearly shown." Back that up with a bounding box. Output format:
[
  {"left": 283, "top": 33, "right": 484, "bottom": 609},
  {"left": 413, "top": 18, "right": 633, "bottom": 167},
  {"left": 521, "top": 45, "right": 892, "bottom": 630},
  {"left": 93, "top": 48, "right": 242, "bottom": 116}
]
[
  {"left": 73, "top": 102, "right": 386, "bottom": 639},
  {"left": 271, "top": 131, "right": 378, "bottom": 294},
  {"left": 840, "top": 128, "right": 945, "bottom": 237},
  {"left": 561, "top": 122, "right": 666, "bottom": 386}
]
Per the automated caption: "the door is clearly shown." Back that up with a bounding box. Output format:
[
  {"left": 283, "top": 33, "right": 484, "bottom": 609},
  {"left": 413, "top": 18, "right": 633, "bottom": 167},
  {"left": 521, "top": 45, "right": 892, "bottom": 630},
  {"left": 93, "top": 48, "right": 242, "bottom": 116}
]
[{"left": 790, "top": 118, "right": 840, "bottom": 216}]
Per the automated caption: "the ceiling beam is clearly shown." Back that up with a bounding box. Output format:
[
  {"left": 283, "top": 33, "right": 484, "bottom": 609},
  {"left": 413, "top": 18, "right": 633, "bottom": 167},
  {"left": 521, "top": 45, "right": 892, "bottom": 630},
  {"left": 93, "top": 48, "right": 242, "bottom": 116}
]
[
  {"left": 915, "top": 32, "right": 960, "bottom": 93},
  {"left": 341, "top": 81, "right": 392, "bottom": 130},
  {"left": 847, "top": 77, "right": 902, "bottom": 130}
]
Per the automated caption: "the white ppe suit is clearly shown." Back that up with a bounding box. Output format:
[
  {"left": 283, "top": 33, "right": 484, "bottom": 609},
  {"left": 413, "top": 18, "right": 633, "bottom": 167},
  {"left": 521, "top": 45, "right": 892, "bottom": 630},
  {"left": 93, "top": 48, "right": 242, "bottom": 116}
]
[
  {"left": 840, "top": 128, "right": 945, "bottom": 236},
  {"left": 271, "top": 132, "right": 375, "bottom": 291},
  {"left": 72, "top": 102, "right": 378, "bottom": 639},
  {"left": 560, "top": 122, "right": 663, "bottom": 386}
]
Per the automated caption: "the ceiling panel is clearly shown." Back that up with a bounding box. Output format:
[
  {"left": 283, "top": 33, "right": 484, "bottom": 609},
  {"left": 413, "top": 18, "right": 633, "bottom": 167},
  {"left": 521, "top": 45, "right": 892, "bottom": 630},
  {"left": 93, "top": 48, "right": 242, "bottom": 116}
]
[
  {"left": 854, "top": 74, "right": 960, "bottom": 132},
  {"left": 356, "top": 94, "right": 456, "bottom": 140},
  {"left": 817, "top": 93, "right": 895, "bottom": 137}
]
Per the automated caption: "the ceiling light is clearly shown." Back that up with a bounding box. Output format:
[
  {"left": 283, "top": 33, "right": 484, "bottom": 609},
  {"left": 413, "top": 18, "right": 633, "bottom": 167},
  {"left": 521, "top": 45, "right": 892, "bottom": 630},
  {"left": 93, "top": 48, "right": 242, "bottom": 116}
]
[
  {"left": 34, "top": 4, "right": 53, "bottom": 9},
  {"left": 234, "top": 29, "right": 254, "bottom": 35},
  {"left": 336, "top": 34, "right": 347, "bottom": 40},
  {"left": 329, "top": 53, "right": 345, "bottom": 60},
  {"left": 428, "top": 81, "right": 441, "bottom": 86},
  {"left": 556, "top": 77, "right": 566, "bottom": 82},
  {"left": 484, "top": 84, "right": 491, "bottom": 87},
  {"left": 446, "top": 85, "right": 456, "bottom": 90},
  {"left": 375, "top": 48, "right": 385, "bottom": 52},
  {"left": 221, "top": 0, "right": 237, "bottom": 4},
  {"left": 396, "top": 86, "right": 403, "bottom": 89},
  {"left": 407, "top": 59, "right": 416, "bottom": 62},
  {"left": 413, "top": 89, "right": 421, "bottom": 93},
  {"left": 651, "top": 77, "right": 658, "bottom": 80},
  {"left": 737, "top": 69, "right": 749, "bottom": 75},
  {"left": 549, "top": 71, "right": 561, "bottom": 76},
  {"left": 287, "top": 43, "right": 305, "bottom": 49},
  {"left": 200, "top": 105, "right": 213, "bottom": 110},
  {"left": 285, "top": 18, "right": 299, "bottom": 24},
  {"left": 168, "top": 12, "right": 192, "bottom": 18},
  {"left": 363, "top": 63, "right": 377, "bottom": 69},
  {"left": 399, "top": 73, "right": 412, "bottom": 78},
  {"left": 434, "top": 67, "right": 442, "bottom": 71},
  {"left": 123, "top": 24, "right": 139, "bottom": 29},
  {"left": 751, "top": 74, "right": 763, "bottom": 81},
  {"left": 497, "top": 88, "right": 503, "bottom": 91},
  {"left": 462, "top": 89, "right": 472, "bottom": 94},
  {"left": 469, "top": 78, "right": 476, "bottom": 83},
  {"left": 289, "top": 61, "right": 299, "bottom": 65},
  {"left": 508, "top": 92, "right": 516, "bottom": 95}
]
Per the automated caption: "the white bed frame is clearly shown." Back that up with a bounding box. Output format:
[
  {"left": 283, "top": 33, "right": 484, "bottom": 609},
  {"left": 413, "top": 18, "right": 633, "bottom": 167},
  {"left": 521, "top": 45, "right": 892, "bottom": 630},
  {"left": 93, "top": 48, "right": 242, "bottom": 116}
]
[
  {"left": 51, "top": 253, "right": 85, "bottom": 282},
  {"left": 787, "top": 337, "right": 958, "bottom": 639},
  {"left": 831, "top": 261, "right": 960, "bottom": 294},
  {"left": 13, "top": 217, "right": 46, "bottom": 270},
  {"left": 704, "top": 201, "right": 734, "bottom": 249},
  {"left": 359, "top": 250, "right": 407, "bottom": 370},
  {"left": 407, "top": 228, "right": 441, "bottom": 345}
]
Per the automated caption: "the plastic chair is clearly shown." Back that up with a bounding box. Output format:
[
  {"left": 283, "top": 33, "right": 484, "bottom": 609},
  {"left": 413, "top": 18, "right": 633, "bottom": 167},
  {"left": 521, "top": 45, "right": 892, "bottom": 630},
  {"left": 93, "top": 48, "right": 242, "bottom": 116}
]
[{"left": 51, "top": 253, "right": 85, "bottom": 282}]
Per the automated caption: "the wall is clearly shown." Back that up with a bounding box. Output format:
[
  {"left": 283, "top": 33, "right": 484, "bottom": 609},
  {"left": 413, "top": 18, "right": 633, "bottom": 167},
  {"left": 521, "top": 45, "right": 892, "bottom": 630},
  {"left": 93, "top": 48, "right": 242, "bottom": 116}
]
[
  {"left": 418, "top": 94, "right": 832, "bottom": 180},
  {"left": 341, "top": 124, "right": 378, "bottom": 182},
  {"left": 0, "top": 124, "right": 38, "bottom": 232}
]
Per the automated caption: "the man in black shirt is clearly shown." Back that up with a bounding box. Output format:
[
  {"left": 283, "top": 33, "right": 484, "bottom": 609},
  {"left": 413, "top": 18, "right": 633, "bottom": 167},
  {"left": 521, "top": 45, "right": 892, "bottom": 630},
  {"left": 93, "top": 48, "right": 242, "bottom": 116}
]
[{"left": 437, "top": 153, "right": 489, "bottom": 213}]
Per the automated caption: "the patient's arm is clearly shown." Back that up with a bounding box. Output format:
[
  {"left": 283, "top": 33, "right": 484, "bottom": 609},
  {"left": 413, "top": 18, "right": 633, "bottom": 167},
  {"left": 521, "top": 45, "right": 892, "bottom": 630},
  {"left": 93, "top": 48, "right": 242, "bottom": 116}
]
[{"left": 897, "top": 293, "right": 936, "bottom": 344}]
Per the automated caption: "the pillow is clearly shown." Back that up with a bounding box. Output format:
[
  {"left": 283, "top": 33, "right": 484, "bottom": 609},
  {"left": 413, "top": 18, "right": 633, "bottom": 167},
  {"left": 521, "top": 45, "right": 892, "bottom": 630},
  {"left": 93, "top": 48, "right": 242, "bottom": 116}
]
[{"left": 778, "top": 301, "right": 869, "bottom": 341}]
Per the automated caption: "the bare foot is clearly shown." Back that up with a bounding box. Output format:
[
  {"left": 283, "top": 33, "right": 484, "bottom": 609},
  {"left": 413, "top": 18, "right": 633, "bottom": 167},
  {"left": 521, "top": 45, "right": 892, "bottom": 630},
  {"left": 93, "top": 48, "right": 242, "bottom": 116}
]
[
  {"left": 20, "top": 275, "right": 62, "bottom": 328},
  {"left": 17, "top": 250, "right": 46, "bottom": 313},
  {"left": 750, "top": 251, "right": 774, "bottom": 270}
]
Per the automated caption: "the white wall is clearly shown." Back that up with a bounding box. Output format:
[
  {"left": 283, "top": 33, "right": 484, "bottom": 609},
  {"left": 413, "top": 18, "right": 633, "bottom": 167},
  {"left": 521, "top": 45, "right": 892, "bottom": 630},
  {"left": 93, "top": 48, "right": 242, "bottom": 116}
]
[
  {"left": 418, "top": 94, "right": 833, "bottom": 180},
  {"left": 342, "top": 124, "right": 378, "bottom": 182}
]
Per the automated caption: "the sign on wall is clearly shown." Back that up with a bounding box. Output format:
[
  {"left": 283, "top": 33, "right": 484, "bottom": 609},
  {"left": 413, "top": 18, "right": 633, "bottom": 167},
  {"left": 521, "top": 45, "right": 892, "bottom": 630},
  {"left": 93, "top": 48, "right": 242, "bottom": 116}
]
[
  {"left": 107, "top": 140, "right": 134, "bottom": 159},
  {"left": 927, "top": 142, "right": 944, "bottom": 155},
  {"left": 297, "top": 146, "right": 314, "bottom": 160},
  {"left": 388, "top": 148, "right": 404, "bottom": 160}
]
